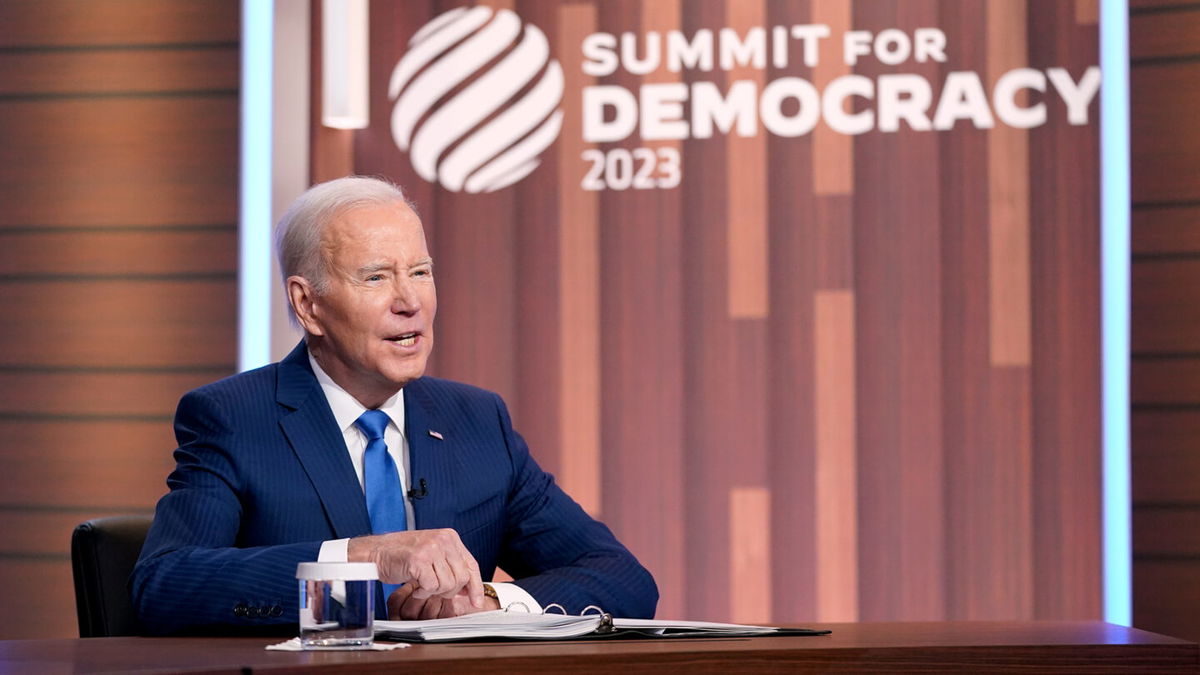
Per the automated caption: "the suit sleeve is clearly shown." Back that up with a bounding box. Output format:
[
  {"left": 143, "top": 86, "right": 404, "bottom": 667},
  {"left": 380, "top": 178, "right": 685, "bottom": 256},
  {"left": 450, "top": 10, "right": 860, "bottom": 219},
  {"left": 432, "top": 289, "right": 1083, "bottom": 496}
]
[
  {"left": 130, "top": 389, "right": 321, "bottom": 635},
  {"left": 491, "top": 395, "right": 659, "bottom": 618}
]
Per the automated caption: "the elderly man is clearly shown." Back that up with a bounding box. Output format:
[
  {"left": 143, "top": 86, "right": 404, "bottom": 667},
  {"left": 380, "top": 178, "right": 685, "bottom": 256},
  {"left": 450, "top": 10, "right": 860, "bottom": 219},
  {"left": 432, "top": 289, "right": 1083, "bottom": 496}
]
[{"left": 132, "top": 176, "right": 657, "bottom": 634}]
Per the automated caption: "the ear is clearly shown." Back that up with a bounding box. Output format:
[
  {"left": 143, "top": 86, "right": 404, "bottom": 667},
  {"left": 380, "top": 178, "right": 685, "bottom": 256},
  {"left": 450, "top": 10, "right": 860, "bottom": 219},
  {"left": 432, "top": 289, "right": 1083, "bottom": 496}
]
[{"left": 287, "top": 276, "right": 325, "bottom": 336}]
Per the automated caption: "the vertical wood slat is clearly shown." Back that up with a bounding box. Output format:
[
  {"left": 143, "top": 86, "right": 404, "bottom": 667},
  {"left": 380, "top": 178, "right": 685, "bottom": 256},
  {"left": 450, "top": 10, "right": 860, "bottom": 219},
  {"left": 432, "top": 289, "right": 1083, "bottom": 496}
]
[
  {"left": 557, "top": 2, "right": 601, "bottom": 517},
  {"left": 432, "top": 196, "right": 519, "bottom": 400},
  {"left": 851, "top": 0, "right": 946, "bottom": 622},
  {"left": 941, "top": 0, "right": 1034, "bottom": 623},
  {"left": 986, "top": 0, "right": 1032, "bottom": 367},
  {"left": 811, "top": 0, "right": 856, "bottom": 300},
  {"left": 970, "top": 370, "right": 1035, "bottom": 618},
  {"left": 729, "top": 487, "right": 771, "bottom": 623},
  {"left": 1028, "top": 1, "right": 1102, "bottom": 620},
  {"left": 681, "top": 0, "right": 733, "bottom": 622},
  {"left": 814, "top": 291, "right": 858, "bottom": 621},
  {"left": 811, "top": 0, "right": 854, "bottom": 197},
  {"left": 628, "top": 0, "right": 688, "bottom": 620},
  {"left": 511, "top": 1, "right": 567, "bottom": 531},
  {"left": 709, "top": 0, "right": 770, "bottom": 583},
  {"left": 764, "top": 0, "right": 820, "bottom": 623},
  {"left": 725, "top": 0, "right": 768, "bottom": 319},
  {"left": 938, "top": 0, "right": 1036, "bottom": 622},
  {"left": 938, "top": 0, "right": 988, "bottom": 621}
]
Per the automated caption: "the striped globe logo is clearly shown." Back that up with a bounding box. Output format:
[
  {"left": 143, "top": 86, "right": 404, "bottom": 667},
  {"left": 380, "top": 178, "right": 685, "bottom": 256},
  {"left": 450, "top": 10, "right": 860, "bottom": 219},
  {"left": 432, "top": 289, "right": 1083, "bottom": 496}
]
[{"left": 388, "top": 7, "right": 564, "bottom": 193}]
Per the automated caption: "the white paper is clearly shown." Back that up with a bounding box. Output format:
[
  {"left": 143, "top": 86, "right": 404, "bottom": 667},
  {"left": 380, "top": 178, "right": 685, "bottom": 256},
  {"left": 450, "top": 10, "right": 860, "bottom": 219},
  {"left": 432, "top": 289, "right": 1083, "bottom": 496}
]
[
  {"left": 375, "top": 610, "right": 787, "bottom": 642},
  {"left": 377, "top": 610, "right": 604, "bottom": 641}
]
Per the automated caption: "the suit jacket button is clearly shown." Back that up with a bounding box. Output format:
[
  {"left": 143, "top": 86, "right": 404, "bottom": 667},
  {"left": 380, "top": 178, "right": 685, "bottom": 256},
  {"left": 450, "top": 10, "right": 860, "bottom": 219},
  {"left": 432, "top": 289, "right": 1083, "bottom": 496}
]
[
  {"left": 233, "top": 604, "right": 248, "bottom": 617},
  {"left": 271, "top": 605, "right": 283, "bottom": 617}
]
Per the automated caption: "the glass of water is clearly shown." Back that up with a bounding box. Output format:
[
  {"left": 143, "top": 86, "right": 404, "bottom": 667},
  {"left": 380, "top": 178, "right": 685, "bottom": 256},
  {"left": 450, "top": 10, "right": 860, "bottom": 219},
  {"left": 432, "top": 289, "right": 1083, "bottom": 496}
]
[{"left": 296, "top": 562, "right": 378, "bottom": 649}]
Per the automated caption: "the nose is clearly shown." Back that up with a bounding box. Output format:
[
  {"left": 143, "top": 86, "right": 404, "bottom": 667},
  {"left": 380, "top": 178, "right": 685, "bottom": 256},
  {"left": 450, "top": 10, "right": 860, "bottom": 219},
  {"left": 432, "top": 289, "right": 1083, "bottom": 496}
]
[{"left": 390, "top": 277, "right": 421, "bottom": 315}]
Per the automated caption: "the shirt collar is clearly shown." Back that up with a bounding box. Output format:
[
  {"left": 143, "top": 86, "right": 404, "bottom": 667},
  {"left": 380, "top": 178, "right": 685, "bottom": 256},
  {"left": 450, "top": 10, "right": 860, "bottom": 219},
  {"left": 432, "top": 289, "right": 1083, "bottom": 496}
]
[{"left": 308, "top": 349, "right": 406, "bottom": 438}]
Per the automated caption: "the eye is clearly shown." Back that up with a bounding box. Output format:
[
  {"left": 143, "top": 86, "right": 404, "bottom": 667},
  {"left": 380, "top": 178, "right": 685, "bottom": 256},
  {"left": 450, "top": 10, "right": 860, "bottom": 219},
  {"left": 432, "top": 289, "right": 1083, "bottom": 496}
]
[{"left": 366, "top": 274, "right": 383, "bottom": 282}]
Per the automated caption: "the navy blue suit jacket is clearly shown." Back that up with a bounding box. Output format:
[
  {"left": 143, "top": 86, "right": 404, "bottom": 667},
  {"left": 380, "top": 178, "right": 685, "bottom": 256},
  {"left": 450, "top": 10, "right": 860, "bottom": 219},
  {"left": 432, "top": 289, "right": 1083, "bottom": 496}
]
[{"left": 132, "top": 342, "right": 657, "bottom": 634}]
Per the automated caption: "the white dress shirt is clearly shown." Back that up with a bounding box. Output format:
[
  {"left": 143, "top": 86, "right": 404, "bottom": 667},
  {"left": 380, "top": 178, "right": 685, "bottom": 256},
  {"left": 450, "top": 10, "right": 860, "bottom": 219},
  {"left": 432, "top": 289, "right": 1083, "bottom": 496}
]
[{"left": 309, "top": 353, "right": 539, "bottom": 613}]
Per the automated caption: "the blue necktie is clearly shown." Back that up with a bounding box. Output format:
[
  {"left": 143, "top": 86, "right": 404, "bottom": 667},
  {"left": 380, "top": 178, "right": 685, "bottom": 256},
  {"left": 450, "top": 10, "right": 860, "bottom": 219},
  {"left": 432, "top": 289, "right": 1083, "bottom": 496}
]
[{"left": 355, "top": 410, "right": 406, "bottom": 599}]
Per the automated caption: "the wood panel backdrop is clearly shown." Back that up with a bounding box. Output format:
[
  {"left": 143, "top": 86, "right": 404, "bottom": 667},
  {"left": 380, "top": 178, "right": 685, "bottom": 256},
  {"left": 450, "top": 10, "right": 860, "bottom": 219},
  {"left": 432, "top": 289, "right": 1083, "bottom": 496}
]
[
  {"left": 0, "top": 0, "right": 1138, "bottom": 641},
  {"left": 315, "top": 0, "right": 1104, "bottom": 625},
  {"left": 0, "top": 0, "right": 239, "bottom": 638},
  {"left": 1129, "top": 0, "right": 1200, "bottom": 643}
]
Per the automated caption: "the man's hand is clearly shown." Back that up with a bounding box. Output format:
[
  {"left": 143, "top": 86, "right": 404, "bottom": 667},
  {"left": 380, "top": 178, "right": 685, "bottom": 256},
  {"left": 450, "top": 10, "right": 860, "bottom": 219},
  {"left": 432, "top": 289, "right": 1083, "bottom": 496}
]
[
  {"left": 387, "top": 584, "right": 501, "bottom": 620},
  {"left": 348, "top": 529, "right": 485, "bottom": 608}
]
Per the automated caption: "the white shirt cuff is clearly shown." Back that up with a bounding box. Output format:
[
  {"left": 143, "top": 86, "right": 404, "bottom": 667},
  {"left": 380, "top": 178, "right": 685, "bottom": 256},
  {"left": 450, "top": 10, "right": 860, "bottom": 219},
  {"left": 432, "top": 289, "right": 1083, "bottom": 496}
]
[
  {"left": 489, "top": 582, "right": 541, "bottom": 613},
  {"left": 318, "top": 538, "right": 350, "bottom": 562}
]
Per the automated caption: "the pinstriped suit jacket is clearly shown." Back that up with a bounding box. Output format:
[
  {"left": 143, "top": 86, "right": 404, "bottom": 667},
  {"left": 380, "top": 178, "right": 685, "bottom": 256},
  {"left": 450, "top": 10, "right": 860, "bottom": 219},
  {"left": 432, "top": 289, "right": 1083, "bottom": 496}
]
[{"left": 131, "top": 341, "right": 657, "bottom": 635}]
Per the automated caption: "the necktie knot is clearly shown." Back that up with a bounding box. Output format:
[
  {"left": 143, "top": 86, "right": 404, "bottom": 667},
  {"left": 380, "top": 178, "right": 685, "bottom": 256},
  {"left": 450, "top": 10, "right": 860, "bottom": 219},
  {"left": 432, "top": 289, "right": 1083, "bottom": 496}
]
[{"left": 355, "top": 409, "right": 389, "bottom": 442}]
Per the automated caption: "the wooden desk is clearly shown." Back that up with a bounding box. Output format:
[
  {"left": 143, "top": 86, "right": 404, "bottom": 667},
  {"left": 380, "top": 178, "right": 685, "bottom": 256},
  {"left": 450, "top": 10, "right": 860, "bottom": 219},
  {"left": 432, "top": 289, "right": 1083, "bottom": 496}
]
[{"left": 0, "top": 621, "right": 1195, "bottom": 673}]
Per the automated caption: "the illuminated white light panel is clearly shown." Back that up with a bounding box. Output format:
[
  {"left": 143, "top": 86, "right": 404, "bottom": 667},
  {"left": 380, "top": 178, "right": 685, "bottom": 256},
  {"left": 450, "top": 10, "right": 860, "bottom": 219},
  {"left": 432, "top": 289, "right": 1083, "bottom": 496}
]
[
  {"left": 239, "top": 0, "right": 274, "bottom": 371},
  {"left": 1100, "top": 0, "right": 1132, "bottom": 627}
]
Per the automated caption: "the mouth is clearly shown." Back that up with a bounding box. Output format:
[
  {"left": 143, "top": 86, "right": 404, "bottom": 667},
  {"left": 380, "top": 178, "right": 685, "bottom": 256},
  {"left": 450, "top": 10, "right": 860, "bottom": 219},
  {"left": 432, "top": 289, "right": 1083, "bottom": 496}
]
[{"left": 387, "top": 332, "right": 420, "bottom": 347}]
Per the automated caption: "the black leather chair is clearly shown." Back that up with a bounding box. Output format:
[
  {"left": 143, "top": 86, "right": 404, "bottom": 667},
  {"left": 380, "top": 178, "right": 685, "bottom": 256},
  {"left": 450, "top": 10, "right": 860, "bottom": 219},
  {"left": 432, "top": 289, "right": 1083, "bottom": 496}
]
[{"left": 71, "top": 515, "right": 153, "bottom": 637}]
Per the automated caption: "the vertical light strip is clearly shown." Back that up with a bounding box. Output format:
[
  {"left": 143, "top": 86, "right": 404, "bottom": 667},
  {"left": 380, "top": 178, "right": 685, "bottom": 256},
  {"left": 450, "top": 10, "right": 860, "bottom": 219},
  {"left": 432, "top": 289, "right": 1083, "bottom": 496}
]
[
  {"left": 1100, "top": 0, "right": 1131, "bottom": 627},
  {"left": 239, "top": 0, "right": 274, "bottom": 371}
]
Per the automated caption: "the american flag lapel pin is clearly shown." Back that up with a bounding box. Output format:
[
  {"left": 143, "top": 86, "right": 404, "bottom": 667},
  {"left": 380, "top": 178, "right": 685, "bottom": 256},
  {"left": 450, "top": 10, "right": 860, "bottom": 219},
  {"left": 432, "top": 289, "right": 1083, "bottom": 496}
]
[{"left": 428, "top": 429, "right": 444, "bottom": 440}]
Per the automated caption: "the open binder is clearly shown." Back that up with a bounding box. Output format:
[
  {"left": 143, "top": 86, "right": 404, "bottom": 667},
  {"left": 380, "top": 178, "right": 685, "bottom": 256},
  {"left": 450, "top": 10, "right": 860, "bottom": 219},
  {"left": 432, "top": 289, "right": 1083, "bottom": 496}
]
[{"left": 375, "top": 605, "right": 831, "bottom": 643}]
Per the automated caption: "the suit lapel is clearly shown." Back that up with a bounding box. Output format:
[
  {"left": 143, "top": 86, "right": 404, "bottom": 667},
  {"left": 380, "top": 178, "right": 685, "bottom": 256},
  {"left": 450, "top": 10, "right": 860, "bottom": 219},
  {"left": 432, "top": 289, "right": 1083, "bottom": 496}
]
[
  {"left": 405, "top": 380, "right": 460, "bottom": 530},
  {"left": 276, "top": 341, "right": 373, "bottom": 539}
]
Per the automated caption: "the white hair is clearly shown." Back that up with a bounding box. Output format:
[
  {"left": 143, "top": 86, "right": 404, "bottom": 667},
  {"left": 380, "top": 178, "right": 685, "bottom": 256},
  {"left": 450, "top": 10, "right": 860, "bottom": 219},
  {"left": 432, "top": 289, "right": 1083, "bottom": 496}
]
[{"left": 273, "top": 176, "right": 416, "bottom": 322}]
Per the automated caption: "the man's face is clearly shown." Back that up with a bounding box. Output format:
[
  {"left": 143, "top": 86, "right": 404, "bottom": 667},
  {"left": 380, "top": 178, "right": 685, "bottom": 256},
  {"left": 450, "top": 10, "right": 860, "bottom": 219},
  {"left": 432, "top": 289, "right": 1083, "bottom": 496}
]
[{"left": 301, "top": 202, "right": 436, "bottom": 407}]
